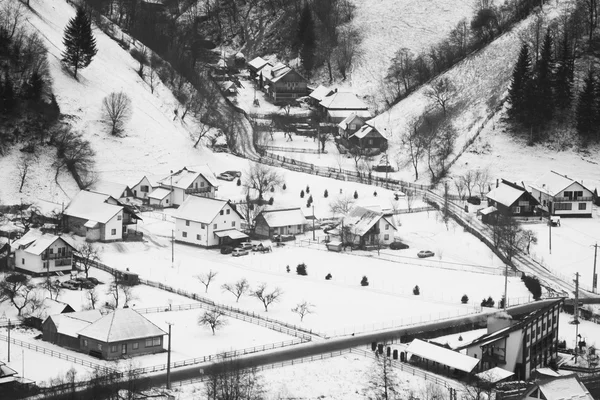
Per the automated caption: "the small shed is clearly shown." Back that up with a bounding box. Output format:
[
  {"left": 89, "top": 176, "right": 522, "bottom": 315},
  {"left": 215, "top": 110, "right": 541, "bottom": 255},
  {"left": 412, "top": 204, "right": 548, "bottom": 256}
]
[
  {"left": 478, "top": 206, "right": 498, "bottom": 224},
  {"left": 407, "top": 339, "right": 480, "bottom": 375},
  {"left": 326, "top": 241, "right": 343, "bottom": 252}
]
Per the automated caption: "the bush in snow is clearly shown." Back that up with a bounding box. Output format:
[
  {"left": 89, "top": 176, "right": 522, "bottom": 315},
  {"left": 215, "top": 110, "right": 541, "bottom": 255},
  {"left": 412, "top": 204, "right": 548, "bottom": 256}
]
[
  {"left": 361, "top": 276, "right": 369, "bottom": 286},
  {"left": 325, "top": 273, "right": 332, "bottom": 280},
  {"left": 481, "top": 296, "right": 495, "bottom": 307},
  {"left": 270, "top": 186, "right": 275, "bottom": 192},
  {"left": 354, "top": 190, "right": 358, "bottom": 199},
  {"left": 461, "top": 294, "right": 469, "bottom": 304},
  {"left": 236, "top": 178, "right": 241, "bottom": 186},
  {"left": 300, "top": 190, "right": 305, "bottom": 198},
  {"left": 413, "top": 285, "right": 420, "bottom": 295},
  {"left": 521, "top": 274, "right": 542, "bottom": 300},
  {"left": 296, "top": 263, "right": 307, "bottom": 276},
  {"left": 283, "top": 183, "right": 287, "bottom": 190},
  {"left": 306, "top": 185, "right": 310, "bottom": 194},
  {"left": 373, "top": 191, "right": 377, "bottom": 197},
  {"left": 308, "top": 195, "right": 313, "bottom": 204},
  {"left": 324, "top": 189, "right": 328, "bottom": 198},
  {"left": 286, "top": 265, "right": 290, "bottom": 273},
  {"left": 268, "top": 197, "right": 274, "bottom": 205}
]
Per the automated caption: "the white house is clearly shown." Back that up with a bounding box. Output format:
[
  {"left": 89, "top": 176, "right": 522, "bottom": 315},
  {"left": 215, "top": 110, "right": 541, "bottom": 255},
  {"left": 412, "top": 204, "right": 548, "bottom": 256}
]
[
  {"left": 64, "top": 191, "right": 141, "bottom": 242},
  {"left": 89, "top": 181, "right": 134, "bottom": 201},
  {"left": 173, "top": 196, "right": 246, "bottom": 247},
  {"left": 339, "top": 206, "right": 396, "bottom": 247},
  {"left": 522, "top": 374, "right": 594, "bottom": 400},
  {"left": 149, "top": 166, "right": 219, "bottom": 208},
  {"left": 529, "top": 171, "right": 593, "bottom": 217},
  {"left": 130, "top": 175, "right": 159, "bottom": 203},
  {"left": 254, "top": 208, "right": 308, "bottom": 239},
  {"left": 319, "top": 91, "right": 371, "bottom": 123},
  {"left": 11, "top": 229, "right": 76, "bottom": 275}
]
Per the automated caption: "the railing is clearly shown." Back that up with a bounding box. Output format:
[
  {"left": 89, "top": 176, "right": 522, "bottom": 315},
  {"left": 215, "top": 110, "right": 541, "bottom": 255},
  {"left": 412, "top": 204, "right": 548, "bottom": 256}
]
[
  {"left": 553, "top": 196, "right": 593, "bottom": 203},
  {"left": 391, "top": 206, "right": 435, "bottom": 214},
  {"left": 264, "top": 145, "right": 323, "bottom": 154},
  {"left": 42, "top": 253, "right": 73, "bottom": 260},
  {"left": 184, "top": 187, "right": 212, "bottom": 195}
]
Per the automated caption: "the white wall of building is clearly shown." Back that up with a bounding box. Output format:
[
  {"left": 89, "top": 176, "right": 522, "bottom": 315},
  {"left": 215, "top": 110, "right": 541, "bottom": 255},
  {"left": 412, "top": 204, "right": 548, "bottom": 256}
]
[
  {"left": 176, "top": 203, "right": 242, "bottom": 247},
  {"left": 102, "top": 211, "right": 124, "bottom": 241}
]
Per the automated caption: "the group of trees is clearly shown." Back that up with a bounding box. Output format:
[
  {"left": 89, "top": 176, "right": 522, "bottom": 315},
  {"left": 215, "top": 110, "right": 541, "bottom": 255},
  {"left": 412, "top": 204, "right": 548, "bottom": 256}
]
[
  {"left": 386, "top": 0, "right": 547, "bottom": 104},
  {"left": 491, "top": 214, "right": 537, "bottom": 263}
]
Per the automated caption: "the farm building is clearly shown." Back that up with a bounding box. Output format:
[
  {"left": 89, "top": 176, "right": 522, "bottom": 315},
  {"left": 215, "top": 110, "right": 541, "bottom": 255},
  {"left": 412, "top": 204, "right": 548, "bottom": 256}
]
[{"left": 42, "top": 310, "right": 103, "bottom": 350}]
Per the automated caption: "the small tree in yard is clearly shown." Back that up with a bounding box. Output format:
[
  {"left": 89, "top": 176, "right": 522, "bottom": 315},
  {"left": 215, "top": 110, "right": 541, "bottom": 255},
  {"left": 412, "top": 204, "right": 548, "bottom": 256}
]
[
  {"left": 0, "top": 273, "right": 38, "bottom": 316},
  {"left": 250, "top": 283, "right": 283, "bottom": 312},
  {"left": 102, "top": 92, "right": 132, "bottom": 136},
  {"left": 196, "top": 270, "right": 218, "bottom": 293},
  {"left": 481, "top": 296, "right": 495, "bottom": 307},
  {"left": 198, "top": 309, "right": 227, "bottom": 335},
  {"left": 329, "top": 195, "right": 355, "bottom": 215},
  {"left": 521, "top": 274, "right": 542, "bottom": 300},
  {"left": 292, "top": 301, "right": 315, "bottom": 322},
  {"left": 86, "top": 287, "right": 99, "bottom": 310},
  {"left": 243, "top": 164, "right": 283, "bottom": 201},
  {"left": 325, "top": 273, "right": 332, "bottom": 280},
  {"left": 354, "top": 190, "right": 358, "bottom": 199},
  {"left": 296, "top": 263, "right": 308, "bottom": 276},
  {"left": 324, "top": 189, "right": 328, "bottom": 198},
  {"left": 300, "top": 190, "right": 305, "bottom": 198},
  {"left": 221, "top": 278, "right": 249, "bottom": 302},
  {"left": 77, "top": 242, "right": 100, "bottom": 278},
  {"left": 413, "top": 285, "right": 420, "bottom": 295},
  {"left": 461, "top": 294, "right": 469, "bottom": 304},
  {"left": 61, "top": 6, "right": 98, "bottom": 79},
  {"left": 361, "top": 276, "right": 369, "bottom": 286}
]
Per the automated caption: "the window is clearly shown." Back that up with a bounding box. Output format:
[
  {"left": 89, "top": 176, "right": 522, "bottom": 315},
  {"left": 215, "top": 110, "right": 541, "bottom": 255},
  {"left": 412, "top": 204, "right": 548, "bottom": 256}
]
[
  {"left": 145, "top": 338, "right": 153, "bottom": 347},
  {"left": 133, "top": 342, "right": 139, "bottom": 350},
  {"left": 574, "top": 190, "right": 583, "bottom": 199},
  {"left": 166, "top": 199, "right": 169, "bottom": 204},
  {"left": 220, "top": 210, "right": 224, "bottom": 215},
  {"left": 197, "top": 234, "right": 201, "bottom": 240},
  {"left": 111, "top": 345, "right": 117, "bottom": 353},
  {"left": 564, "top": 191, "right": 573, "bottom": 199},
  {"left": 111, "top": 229, "right": 116, "bottom": 235},
  {"left": 213, "top": 224, "right": 217, "bottom": 229},
  {"left": 231, "top": 221, "right": 236, "bottom": 227},
  {"left": 201, "top": 182, "right": 205, "bottom": 187},
  {"left": 201, "top": 224, "right": 206, "bottom": 229},
  {"left": 22, "top": 258, "right": 24, "bottom": 265},
  {"left": 117, "top": 214, "right": 122, "bottom": 221},
  {"left": 384, "top": 234, "right": 389, "bottom": 240},
  {"left": 579, "top": 203, "right": 587, "bottom": 210},
  {"left": 368, "top": 139, "right": 373, "bottom": 145},
  {"left": 49, "top": 248, "right": 54, "bottom": 254},
  {"left": 555, "top": 203, "right": 572, "bottom": 210},
  {"left": 226, "top": 209, "right": 230, "bottom": 215},
  {"left": 97, "top": 343, "right": 103, "bottom": 351},
  {"left": 182, "top": 232, "right": 187, "bottom": 238},
  {"left": 83, "top": 339, "right": 88, "bottom": 347},
  {"left": 141, "top": 185, "right": 149, "bottom": 193},
  {"left": 385, "top": 224, "right": 389, "bottom": 230},
  {"left": 185, "top": 220, "right": 190, "bottom": 226},
  {"left": 512, "top": 206, "right": 521, "bottom": 214},
  {"left": 153, "top": 337, "right": 161, "bottom": 346},
  {"left": 122, "top": 344, "right": 127, "bottom": 354}
]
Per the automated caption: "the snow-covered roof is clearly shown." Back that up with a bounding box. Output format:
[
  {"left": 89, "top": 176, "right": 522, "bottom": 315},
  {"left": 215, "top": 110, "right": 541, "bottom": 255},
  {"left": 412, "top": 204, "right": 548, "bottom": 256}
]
[
  {"left": 131, "top": 175, "right": 160, "bottom": 189},
  {"left": 407, "top": 339, "right": 479, "bottom": 373},
  {"left": 158, "top": 166, "right": 219, "bottom": 190},
  {"left": 478, "top": 206, "right": 497, "bottom": 216},
  {"left": 309, "top": 85, "right": 334, "bottom": 101},
  {"left": 486, "top": 182, "right": 525, "bottom": 208},
  {"left": 259, "top": 208, "right": 307, "bottom": 228},
  {"left": 64, "top": 191, "right": 122, "bottom": 224},
  {"left": 148, "top": 187, "right": 172, "bottom": 200},
  {"left": 174, "top": 196, "right": 241, "bottom": 224},
  {"left": 529, "top": 171, "right": 592, "bottom": 197},
  {"left": 476, "top": 367, "right": 514, "bottom": 383},
  {"left": 327, "top": 109, "right": 372, "bottom": 120},
  {"left": 319, "top": 92, "right": 369, "bottom": 110},
  {"left": 260, "top": 62, "right": 291, "bottom": 83},
  {"left": 11, "top": 229, "right": 75, "bottom": 255},
  {"left": 213, "top": 229, "right": 248, "bottom": 240},
  {"left": 47, "top": 310, "right": 103, "bottom": 338},
  {"left": 78, "top": 309, "right": 166, "bottom": 343},
  {"left": 338, "top": 113, "right": 365, "bottom": 130},
  {"left": 89, "top": 180, "right": 131, "bottom": 199},
  {"left": 343, "top": 206, "right": 395, "bottom": 237},
  {"left": 37, "top": 298, "right": 74, "bottom": 320},
  {"left": 220, "top": 81, "right": 237, "bottom": 91},
  {"left": 0, "top": 361, "right": 18, "bottom": 382},
  {"left": 349, "top": 124, "right": 384, "bottom": 140},
  {"left": 248, "top": 56, "right": 270, "bottom": 71},
  {"left": 534, "top": 375, "right": 594, "bottom": 400}
]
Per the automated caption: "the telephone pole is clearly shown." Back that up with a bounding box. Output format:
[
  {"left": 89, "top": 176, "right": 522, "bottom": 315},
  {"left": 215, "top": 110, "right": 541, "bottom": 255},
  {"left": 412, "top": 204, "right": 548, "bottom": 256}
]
[
  {"left": 166, "top": 322, "right": 173, "bottom": 389},
  {"left": 171, "top": 230, "right": 174, "bottom": 269},
  {"left": 504, "top": 264, "right": 508, "bottom": 311},
  {"left": 593, "top": 243, "right": 598, "bottom": 294},
  {"left": 574, "top": 273, "right": 580, "bottom": 363},
  {"left": 548, "top": 217, "right": 552, "bottom": 254}
]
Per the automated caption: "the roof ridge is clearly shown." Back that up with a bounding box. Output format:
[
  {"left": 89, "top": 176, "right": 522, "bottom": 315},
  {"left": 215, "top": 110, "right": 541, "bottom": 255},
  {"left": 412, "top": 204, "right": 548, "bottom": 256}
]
[{"left": 105, "top": 310, "right": 117, "bottom": 342}]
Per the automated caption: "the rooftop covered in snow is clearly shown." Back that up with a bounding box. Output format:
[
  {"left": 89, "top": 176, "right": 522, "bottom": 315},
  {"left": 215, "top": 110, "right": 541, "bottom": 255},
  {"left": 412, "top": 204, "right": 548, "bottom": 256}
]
[
  {"left": 319, "top": 91, "right": 369, "bottom": 111},
  {"left": 407, "top": 339, "right": 479, "bottom": 373},
  {"left": 77, "top": 308, "right": 166, "bottom": 343},
  {"left": 257, "top": 208, "right": 307, "bottom": 228},
  {"left": 64, "top": 191, "right": 123, "bottom": 224},
  {"left": 529, "top": 171, "right": 593, "bottom": 197},
  {"left": 174, "top": 196, "right": 243, "bottom": 224}
]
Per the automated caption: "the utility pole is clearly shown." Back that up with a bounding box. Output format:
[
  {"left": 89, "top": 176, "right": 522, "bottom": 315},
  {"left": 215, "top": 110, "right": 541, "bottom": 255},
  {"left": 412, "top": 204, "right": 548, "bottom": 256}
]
[
  {"left": 574, "top": 273, "right": 580, "bottom": 363},
  {"left": 7, "top": 319, "right": 11, "bottom": 363},
  {"left": 548, "top": 217, "right": 552, "bottom": 254},
  {"left": 504, "top": 264, "right": 508, "bottom": 311},
  {"left": 171, "top": 230, "right": 174, "bottom": 269},
  {"left": 312, "top": 204, "right": 316, "bottom": 241},
  {"left": 166, "top": 322, "right": 173, "bottom": 389},
  {"left": 593, "top": 243, "right": 598, "bottom": 294}
]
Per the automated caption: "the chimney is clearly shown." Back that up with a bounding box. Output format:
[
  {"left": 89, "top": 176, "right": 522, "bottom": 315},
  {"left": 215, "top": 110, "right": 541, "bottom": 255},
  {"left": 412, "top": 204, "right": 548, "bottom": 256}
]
[{"left": 496, "top": 179, "right": 499, "bottom": 188}]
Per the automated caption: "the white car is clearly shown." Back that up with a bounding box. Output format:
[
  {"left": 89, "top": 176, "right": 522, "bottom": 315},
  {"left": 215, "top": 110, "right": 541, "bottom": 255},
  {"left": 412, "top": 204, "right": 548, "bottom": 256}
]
[{"left": 232, "top": 248, "right": 249, "bottom": 257}]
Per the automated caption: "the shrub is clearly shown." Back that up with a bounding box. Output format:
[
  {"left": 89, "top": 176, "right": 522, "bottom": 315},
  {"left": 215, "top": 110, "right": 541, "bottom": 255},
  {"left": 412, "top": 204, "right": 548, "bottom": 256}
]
[
  {"left": 268, "top": 197, "right": 274, "bottom": 205},
  {"left": 481, "top": 296, "right": 495, "bottom": 307},
  {"left": 236, "top": 178, "right": 241, "bottom": 186},
  {"left": 467, "top": 196, "right": 481, "bottom": 205},
  {"left": 296, "top": 263, "right": 307, "bottom": 276},
  {"left": 354, "top": 190, "right": 358, "bottom": 199},
  {"left": 461, "top": 294, "right": 469, "bottom": 304},
  {"left": 306, "top": 202, "right": 311, "bottom": 208},
  {"left": 499, "top": 297, "right": 505, "bottom": 309},
  {"left": 373, "top": 191, "right": 377, "bottom": 197},
  {"left": 308, "top": 195, "right": 313, "bottom": 204},
  {"left": 270, "top": 186, "right": 275, "bottom": 192},
  {"left": 300, "top": 190, "right": 305, "bottom": 198},
  {"left": 521, "top": 274, "right": 542, "bottom": 300},
  {"left": 286, "top": 265, "right": 290, "bottom": 273},
  {"left": 325, "top": 273, "right": 332, "bottom": 280},
  {"left": 413, "top": 285, "right": 420, "bottom": 295},
  {"left": 283, "top": 183, "right": 287, "bottom": 190},
  {"left": 306, "top": 185, "right": 310, "bottom": 194},
  {"left": 360, "top": 276, "right": 369, "bottom": 286},
  {"left": 394, "top": 193, "right": 399, "bottom": 201},
  {"left": 324, "top": 189, "right": 328, "bottom": 198}
]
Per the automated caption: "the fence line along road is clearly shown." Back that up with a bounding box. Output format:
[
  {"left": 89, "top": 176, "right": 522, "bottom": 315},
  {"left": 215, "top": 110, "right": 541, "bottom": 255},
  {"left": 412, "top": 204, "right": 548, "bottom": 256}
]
[{"left": 263, "top": 145, "right": 323, "bottom": 154}]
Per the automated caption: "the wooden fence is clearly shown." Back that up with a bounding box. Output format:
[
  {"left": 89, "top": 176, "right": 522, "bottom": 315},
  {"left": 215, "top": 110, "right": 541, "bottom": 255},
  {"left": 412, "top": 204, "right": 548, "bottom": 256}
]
[{"left": 263, "top": 145, "right": 323, "bottom": 154}]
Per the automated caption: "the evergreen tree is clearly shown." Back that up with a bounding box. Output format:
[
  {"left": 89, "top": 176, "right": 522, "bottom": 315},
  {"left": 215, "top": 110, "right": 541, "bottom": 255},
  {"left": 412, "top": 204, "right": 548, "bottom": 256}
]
[
  {"left": 298, "top": 2, "right": 316, "bottom": 74},
  {"left": 576, "top": 69, "right": 596, "bottom": 145},
  {"left": 508, "top": 44, "right": 532, "bottom": 123},
  {"left": 2, "top": 72, "right": 15, "bottom": 112},
  {"left": 554, "top": 31, "right": 573, "bottom": 113},
  {"left": 534, "top": 31, "right": 555, "bottom": 123},
  {"left": 62, "top": 7, "right": 98, "bottom": 79}
]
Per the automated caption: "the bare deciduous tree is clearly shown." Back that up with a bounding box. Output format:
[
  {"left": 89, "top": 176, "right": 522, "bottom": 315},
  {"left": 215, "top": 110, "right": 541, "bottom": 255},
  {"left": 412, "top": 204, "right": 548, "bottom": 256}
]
[
  {"left": 221, "top": 278, "right": 249, "bottom": 302},
  {"left": 250, "top": 283, "right": 282, "bottom": 312},
  {"left": 102, "top": 91, "right": 132, "bottom": 136},
  {"left": 291, "top": 300, "right": 315, "bottom": 322},
  {"left": 198, "top": 309, "right": 227, "bottom": 335},
  {"left": 402, "top": 116, "right": 427, "bottom": 181},
  {"left": 459, "top": 170, "right": 477, "bottom": 198},
  {"left": 424, "top": 77, "right": 456, "bottom": 116},
  {"left": 77, "top": 242, "right": 100, "bottom": 278},
  {"left": 196, "top": 270, "right": 218, "bottom": 293},
  {"left": 51, "top": 125, "right": 96, "bottom": 187},
  {"left": 122, "top": 285, "right": 137, "bottom": 307},
  {"left": 364, "top": 343, "right": 400, "bottom": 400},
  {"left": 86, "top": 287, "right": 99, "bottom": 310},
  {"left": 475, "top": 168, "right": 490, "bottom": 199},
  {"left": 334, "top": 26, "right": 362, "bottom": 81},
  {"left": 329, "top": 195, "right": 355, "bottom": 216},
  {"left": 454, "top": 178, "right": 466, "bottom": 201},
  {"left": 243, "top": 163, "right": 283, "bottom": 201},
  {"left": 17, "top": 153, "right": 37, "bottom": 193},
  {"left": 0, "top": 273, "right": 38, "bottom": 316}
]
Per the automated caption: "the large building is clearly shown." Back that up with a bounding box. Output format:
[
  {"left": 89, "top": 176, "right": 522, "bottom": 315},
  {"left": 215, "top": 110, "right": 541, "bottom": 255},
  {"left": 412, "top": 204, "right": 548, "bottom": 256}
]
[{"left": 458, "top": 299, "right": 563, "bottom": 380}]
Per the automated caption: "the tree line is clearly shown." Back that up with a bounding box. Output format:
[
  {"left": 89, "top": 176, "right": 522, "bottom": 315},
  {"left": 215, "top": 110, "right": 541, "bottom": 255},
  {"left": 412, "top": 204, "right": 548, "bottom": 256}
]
[{"left": 385, "top": 0, "right": 549, "bottom": 106}]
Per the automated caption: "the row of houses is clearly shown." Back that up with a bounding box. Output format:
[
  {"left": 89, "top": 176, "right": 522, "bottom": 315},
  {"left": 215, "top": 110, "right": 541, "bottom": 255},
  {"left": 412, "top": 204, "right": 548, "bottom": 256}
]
[{"left": 481, "top": 171, "right": 594, "bottom": 221}]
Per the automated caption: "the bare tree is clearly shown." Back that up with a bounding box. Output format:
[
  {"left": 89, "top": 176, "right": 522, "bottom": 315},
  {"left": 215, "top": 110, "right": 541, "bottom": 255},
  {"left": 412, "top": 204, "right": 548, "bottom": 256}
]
[
  {"left": 459, "top": 170, "right": 477, "bottom": 198},
  {"left": 0, "top": 273, "right": 38, "bottom": 316},
  {"left": 17, "top": 153, "right": 37, "bottom": 193},
  {"left": 334, "top": 25, "right": 362, "bottom": 81},
  {"left": 106, "top": 271, "right": 122, "bottom": 310},
  {"left": 102, "top": 92, "right": 132, "bottom": 136},
  {"left": 147, "top": 66, "right": 159, "bottom": 94},
  {"left": 51, "top": 126, "right": 96, "bottom": 187},
  {"left": 77, "top": 242, "right": 100, "bottom": 278},
  {"left": 522, "top": 229, "right": 537, "bottom": 254},
  {"left": 44, "top": 277, "right": 62, "bottom": 301},
  {"left": 475, "top": 168, "right": 490, "bottom": 199},
  {"left": 386, "top": 47, "right": 416, "bottom": 101},
  {"left": 198, "top": 309, "right": 227, "bottom": 335},
  {"left": 203, "top": 359, "right": 265, "bottom": 400},
  {"left": 402, "top": 117, "right": 427, "bottom": 181},
  {"left": 424, "top": 77, "right": 456, "bottom": 116},
  {"left": 329, "top": 195, "right": 355, "bottom": 216},
  {"left": 291, "top": 301, "right": 315, "bottom": 322},
  {"left": 250, "top": 283, "right": 283, "bottom": 312},
  {"left": 0, "top": 0, "right": 24, "bottom": 43},
  {"left": 236, "top": 192, "right": 265, "bottom": 233},
  {"left": 364, "top": 345, "right": 400, "bottom": 400},
  {"left": 454, "top": 178, "right": 466, "bottom": 201},
  {"left": 196, "top": 270, "right": 218, "bottom": 293},
  {"left": 221, "top": 278, "right": 249, "bottom": 302},
  {"left": 122, "top": 285, "right": 137, "bottom": 307},
  {"left": 86, "top": 287, "right": 99, "bottom": 310},
  {"left": 243, "top": 163, "right": 283, "bottom": 201}
]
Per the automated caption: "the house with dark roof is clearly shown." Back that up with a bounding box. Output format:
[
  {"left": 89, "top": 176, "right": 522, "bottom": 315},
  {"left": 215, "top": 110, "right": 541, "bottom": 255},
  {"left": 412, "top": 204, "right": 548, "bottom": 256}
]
[
  {"left": 150, "top": 165, "right": 219, "bottom": 207},
  {"left": 28, "top": 298, "right": 75, "bottom": 329},
  {"left": 78, "top": 309, "right": 166, "bottom": 360},
  {"left": 521, "top": 374, "right": 594, "bottom": 400},
  {"left": 173, "top": 196, "right": 246, "bottom": 247},
  {"left": 254, "top": 208, "right": 307, "bottom": 239},
  {"left": 11, "top": 229, "right": 76, "bottom": 275},
  {"left": 529, "top": 171, "right": 594, "bottom": 217},
  {"left": 457, "top": 299, "right": 563, "bottom": 380},
  {"left": 486, "top": 180, "right": 540, "bottom": 217},
  {"left": 42, "top": 310, "right": 103, "bottom": 350},
  {"left": 319, "top": 91, "right": 371, "bottom": 123},
  {"left": 339, "top": 206, "right": 396, "bottom": 248},
  {"left": 259, "top": 63, "right": 308, "bottom": 104}
]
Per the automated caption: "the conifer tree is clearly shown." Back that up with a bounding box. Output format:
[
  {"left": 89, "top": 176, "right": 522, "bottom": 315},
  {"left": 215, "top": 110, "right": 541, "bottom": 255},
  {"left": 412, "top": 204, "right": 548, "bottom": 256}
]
[
  {"left": 508, "top": 44, "right": 532, "bottom": 123},
  {"left": 298, "top": 2, "right": 316, "bottom": 74},
  {"left": 576, "top": 69, "right": 596, "bottom": 145},
  {"left": 534, "top": 31, "right": 555, "bottom": 123},
  {"left": 2, "top": 72, "right": 15, "bottom": 112},
  {"left": 62, "top": 7, "right": 98, "bottom": 79},
  {"left": 554, "top": 31, "right": 573, "bottom": 113}
]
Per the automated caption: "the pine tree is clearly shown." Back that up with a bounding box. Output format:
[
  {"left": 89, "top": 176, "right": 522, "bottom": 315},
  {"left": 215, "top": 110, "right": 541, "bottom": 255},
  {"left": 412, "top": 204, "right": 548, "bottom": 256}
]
[
  {"left": 298, "top": 2, "right": 315, "bottom": 74},
  {"left": 576, "top": 69, "right": 596, "bottom": 145},
  {"left": 534, "top": 31, "right": 555, "bottom": 123},
  {"left": 508, "top": 44, "right": 532, "bottom": 123},
  {"left": 554, "top": 31, "right": 573, "bottom": 113},
  {"left": 62, "top": 7, "right": 98, "bottom": 79},
  {"left": 2, "top": 72, "right": 15, "bottom": 112}
]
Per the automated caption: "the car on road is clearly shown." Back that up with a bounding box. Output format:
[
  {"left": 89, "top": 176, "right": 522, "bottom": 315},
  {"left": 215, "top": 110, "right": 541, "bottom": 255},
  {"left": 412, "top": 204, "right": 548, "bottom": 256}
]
[
  {"left": 224, "top": 170, "right": 242, "bottom": 178},
  {"left": 220, "top": 246, "right": 233, "bottom": 255},
  {"left": 239, "top": 242, "right": 253, "bottom": 250},
  {"left": 417, "top": 250, "right": 435, "bottom": 258},
  {"left": 232, "top": 248, "right": 249, "bottom": 257},
  {"left": 217, "top": 173, "right": 235, "bottom": 181},
  {"left": 61, "top": 281, "right": 78, "bottom": 290}
]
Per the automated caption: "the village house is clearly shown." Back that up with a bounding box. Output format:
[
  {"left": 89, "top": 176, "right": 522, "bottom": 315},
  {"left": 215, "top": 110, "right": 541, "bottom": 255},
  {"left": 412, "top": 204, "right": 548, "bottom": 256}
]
[
  {"left": 29, "top": 298, "right": 75, "bottom": 329},
  {"left": 319, "top": 91, "right": 371, "bottom": 123},
  {"left": 338, "top": 113, "right": 366, "bottom": 138},
  {"left": 338, "top": 206, "right": 396, "bottom": 248},
  {"left": 63, "top": 191, "right": 141, "bottom": 242},
  {"left": 308, "top": 84, "right": 335, "bottom": 107},
  {"left": 259, "top": 63, "right": 308, "bottom": 104},
  {"left": 78, "top": 308, "right": 166, "bottom": 360},
  {"left": 11, "top": 229, "right": 76, "bottom": 275},
  {"left": 521, "top": 374, "right": 594, "bottom": 400},
  {"left": 173, "top": 196, "right": 247, "bottom": 248},
  {"left": 0, "top": 361, "right": 19, "bottom": 385},
  {"left": 89, "top": 180, "right": 134, "bottom": 202},
  {"left": 130, "top": 175, "right": 159, "bottom": 203},
  {"left": 485, "top": 180, "right": 540, "bottom": 217},
  {"left": 149, "top": 166, "right": 219, "bottom": 208},
  {"left": 219, "top": 81, "right": 239, "bottom": 96},
  {"left": 247, "top": 56, "right": 271, "bottom": 79},
  {"left": 254, "top": 208, "right": 308, "bottom": 239},
  {"left": 457, "top": 299, "right": 562, "bottom": 381},
  {"left": 347, "top": 124, "right": 387, "bottom": 150},
  {"left": 529, "top": 171, "right": 594, "bottom": 217},
  {"left": 42, "top": 309, "right": 103, "bottom": 350}
]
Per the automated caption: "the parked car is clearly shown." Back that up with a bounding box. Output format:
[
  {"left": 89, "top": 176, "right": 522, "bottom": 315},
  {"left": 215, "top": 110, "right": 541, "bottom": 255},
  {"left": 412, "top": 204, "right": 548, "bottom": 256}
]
[
  {"left": 390, "top": 241, "right": 409, "bottom": 250},
  {"left": 467, "top": 196, "right": 481, "bottom": 205},
  {"left": 61, "top": 281, "right": 78, "bottom": 290},
  {"left": 417, "top": 250, "right": 435, "bottom": 258},
  {"left": 220, "top": 246, "right": 233, "bottom": 255},
  {"left": 239, "top": 242, "right": 253, "bottom": 250},
  {"left": 232, "top": 248, "right": 249, "bottom": 257},
  {"left": 224, "top": 170, "right": 242, "bottom": 178},
  {"left": 87, "top": 277, "right": 100, "bottom": 285},
  {"left": 217, "top": 173, "right": 235, "bottom": 181}
]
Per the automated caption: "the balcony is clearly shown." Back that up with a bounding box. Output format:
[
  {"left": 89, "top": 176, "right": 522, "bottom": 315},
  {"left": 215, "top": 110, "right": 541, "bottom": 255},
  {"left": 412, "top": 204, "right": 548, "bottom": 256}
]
[
  {"left": 554, "top": 196, "right": 593, "bottom": 203},
  {"left": 184, "top": 187, "right": 212, "bottom": 195},
  {"left": 482, "top": 352, "right": 506, "bottom": 365},
  {"left": 42, "top": 252, "right": 73, "bottom": 260}
]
